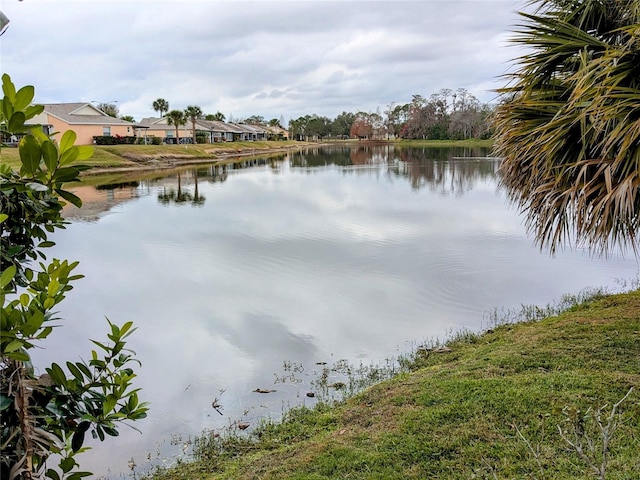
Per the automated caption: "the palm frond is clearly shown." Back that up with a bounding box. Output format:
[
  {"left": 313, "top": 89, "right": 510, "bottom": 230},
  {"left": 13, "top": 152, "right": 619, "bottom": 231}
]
[{"left": 493, "top": 0, "right": 640, "bottom": 255}]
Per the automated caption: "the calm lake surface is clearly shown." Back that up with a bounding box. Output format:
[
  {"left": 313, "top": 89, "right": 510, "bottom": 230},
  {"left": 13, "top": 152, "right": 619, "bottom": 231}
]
[{"left": 35, "top": 145, "right": 638, "bottom": 477}]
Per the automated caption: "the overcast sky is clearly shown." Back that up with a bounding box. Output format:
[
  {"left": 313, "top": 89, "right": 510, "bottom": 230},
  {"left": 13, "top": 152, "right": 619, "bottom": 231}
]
[{"left": 0, "top": 0, "right": 529, "bottom": 124}]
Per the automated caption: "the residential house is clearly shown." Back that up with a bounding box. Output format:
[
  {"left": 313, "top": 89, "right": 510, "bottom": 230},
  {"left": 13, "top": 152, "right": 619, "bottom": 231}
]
[
  {"left": 266, "top": 125, "right": 289, "bottom": 140},
  {"left": 138, "top": 117, "right": 187, "bottom": 143},
  {"left": 136, "top": 118, "right": 276, "bottom": 144},
  {"left": 197, "top": 120, "right": 238, "bottom": 142},
  {"left": 33, "top": 103, "right": 136, "bottom": 145},
  {"left": 231, "top": 123, "right": 268, "bottom": 141}
]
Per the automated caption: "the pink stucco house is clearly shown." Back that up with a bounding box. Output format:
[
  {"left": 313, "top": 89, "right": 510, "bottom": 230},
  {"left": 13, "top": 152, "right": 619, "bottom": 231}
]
[{"left": 32, "top": 103, "right": 136, "bottom": 145}]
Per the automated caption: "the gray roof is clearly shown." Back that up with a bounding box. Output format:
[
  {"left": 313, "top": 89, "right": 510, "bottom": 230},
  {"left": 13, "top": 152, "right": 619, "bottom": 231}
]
[
  {"left": 44, "top": 103, "right": 135, "bottom": 126},
  {"left": 230, "top": 123, "right": 268, "bottom": 134},
  {"left": 137, "top": 117, "right": 271, "bottom": 135},
  {"left": 138, "top": 117, "right": 169, "bottom": 127},
  {"left": 199, "top": 120, "right": 243, "bottom": 134}
]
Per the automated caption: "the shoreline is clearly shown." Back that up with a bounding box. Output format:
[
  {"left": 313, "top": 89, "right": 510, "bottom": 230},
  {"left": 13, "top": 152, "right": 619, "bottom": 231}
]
[
  {"left": 83, "top": 142, "right": 323, "bottom": 176},
  {"left": 150, "top": 287, "right": 640, "bottom": 479}
]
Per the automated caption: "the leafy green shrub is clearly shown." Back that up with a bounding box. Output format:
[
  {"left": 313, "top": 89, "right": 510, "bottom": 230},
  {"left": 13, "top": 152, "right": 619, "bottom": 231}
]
[
  {"left": 1, "top": 73, "right": 148, "bottom": 480},
  {"left": 93, "top": 135, "right": 137, "bottom": 145},
  {"left": 92, "top": 135, "right": 118, "bottom": 145}
]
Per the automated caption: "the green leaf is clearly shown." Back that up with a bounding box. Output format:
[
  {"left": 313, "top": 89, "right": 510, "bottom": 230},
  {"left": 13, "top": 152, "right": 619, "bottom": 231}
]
[
  {"left": 29, "top": 122, "right": 49, "bottom": 141},
  {"left": 71, "top": 421, "right": 91, "bottom": 452},
  {"left": 45, "top": 469, "right": 61, "bottom": 480},
  {"left": 103, "top": 394, "right": 118, "bottom": 416},
  {"left": 18, "top": 135, "right": 41, "bottom": 175},
  {"left": 4, "top": 339, "right": 24, "bottom": 353},
  {"left": 59, "top": 130, "right": 77, "bottom": 154},
  {"left": 75, "top": 145, "right": 94, "bottom": 161},
  {"left": 6, "top": 350, "right": 30, "bottom": 362},
  {"left": 47, "top": 279, "right": 60, "bottom": 296},
  {"left": 103, "top": 426, "right": 119, "bottom": 437},
  {"left": 42, "top": 140, "right": 59, "bottom": 172},
  {"left": 0, "top": 265, "right": 16, "bottom": 288},
  {"left": 14, "top": 85, "right": 35, "bottom": 110},
  {"left": 60, "top": 146, "right": 79, "bottom": 165},
  {"left": 119, "top": 321, "right": 134, "bottom": 337},
  {"left": 131, "top": 409, "right": 148, "bottom": 420},
  {"left": 36, "top": 326, "right": 53, "bottom": 339},
  {"left": 47, "top": 363, "right": 67, "bottom": 387},
  {"left": 24, "top": 104, "right": 45, "bottom": 122},
  {"left": 77, "top": 362, "right": 92, "bottom": 379},
  {"left": 112, "top": 341, "right": 125, "bottom": 356},
  {"left": 55, "top": 189, "right": 83, "bottom": 208},
  {"left": 1, "top": 97, "right": 13, "bottom": 124},
  {"left": 60, "top": 456, "right": 76, "bottom": 473},
  {"left": 8, "top": 111, "right": 26, "bottom": 132},
  {"left": 19, "top": 293, "right": 29, "bottom": 306},
  {"left": 22, "top": 312, "right": 45, "bottom": 336},
  {"left": 66, "top": 361, "right": 85, "bottom": 382},
  {"left": 2, "top": 73, "right": 16, "bottom": 101},
  {"left": 0, "top": 213, "right": 8, "bottom": 224},
  {"left": 127, "top": 392, "right": 139, "bottom": 410},
  {"left": 67, "top": 472, "right": 93, "bottom": 480},
  {"left": 109, "top": 320, "right": 120, "bottom": 337},
  {"left": 52, "top": 166, "right": 81, "bottom": 183}
]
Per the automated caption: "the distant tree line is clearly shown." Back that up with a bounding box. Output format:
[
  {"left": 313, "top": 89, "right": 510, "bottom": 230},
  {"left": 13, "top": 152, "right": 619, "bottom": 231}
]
[
  {"left": 289, "top": 88, "right": 495, "bottom": 141},
  {"left": 105, "top": 90, "right": 494, "bottom": 142}
]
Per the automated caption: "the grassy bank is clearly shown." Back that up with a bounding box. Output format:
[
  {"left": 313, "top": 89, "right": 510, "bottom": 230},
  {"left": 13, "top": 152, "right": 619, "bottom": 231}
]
[
  {"left": 151, "top": 289, "right": 639, "bottom": 479},
  {"left": 0, "top": 141, "right": 312, "bottom": 171},
  {"left": 394, "top": 138, "right": 494, "bottom": 149}
]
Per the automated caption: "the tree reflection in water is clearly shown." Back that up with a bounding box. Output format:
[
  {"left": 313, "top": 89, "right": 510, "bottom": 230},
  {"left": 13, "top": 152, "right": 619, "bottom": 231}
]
[
  {"left": 288, "top": 144, "right": 497, "bottom": 195},
  {"left": 158, "top": 171, "right": 205, "bottom": 206},
  {"left": 67, "top": 146, "right": 500, "bottom": 221}
]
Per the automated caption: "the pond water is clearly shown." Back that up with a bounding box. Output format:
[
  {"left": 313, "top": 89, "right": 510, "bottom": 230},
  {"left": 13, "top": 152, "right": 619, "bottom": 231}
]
[{"left": 33, "top": 145, "right": 638, "bottom": 478}]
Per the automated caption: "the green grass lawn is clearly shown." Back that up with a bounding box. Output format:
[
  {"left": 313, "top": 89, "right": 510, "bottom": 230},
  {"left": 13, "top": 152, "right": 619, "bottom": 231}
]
[
  {"left": 393, "top": 138, "right": 494, "bottom": 149},
  {"left": 0, "top": 141, "right": 309, "bottom": 171},
  {"left": 150, "top": 289, "right": 640, "bottom": 479}
]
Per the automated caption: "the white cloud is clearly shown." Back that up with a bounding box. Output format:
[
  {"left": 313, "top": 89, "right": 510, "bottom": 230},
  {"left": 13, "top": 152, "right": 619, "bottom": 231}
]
[{"left": 0, "top": 0, "right": 527, "bottom": 121}]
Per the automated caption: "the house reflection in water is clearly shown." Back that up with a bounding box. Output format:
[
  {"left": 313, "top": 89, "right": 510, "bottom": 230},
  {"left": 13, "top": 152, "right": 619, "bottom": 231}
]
[
  {"left": 60, "top": 163, "right": 232, "bottom": 221},
  {"left": 61, "top": 183, "right": 143, "bottom": 222},
  {"left": 60, "top": 146, "right": 498, "bottom": 222}
]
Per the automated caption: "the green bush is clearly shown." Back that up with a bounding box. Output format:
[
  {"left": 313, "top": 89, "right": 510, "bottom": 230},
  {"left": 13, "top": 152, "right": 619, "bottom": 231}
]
[
  {"left": 93, "top": 135, "right": 137, "bottom": 145},
  {"left": 1, "top": 73, "right": 148, "bottom": 480}
]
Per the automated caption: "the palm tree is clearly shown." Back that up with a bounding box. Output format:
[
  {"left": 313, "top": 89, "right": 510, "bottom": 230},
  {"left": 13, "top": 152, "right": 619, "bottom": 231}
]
[
  {"left": 205, "top": 111, "right": 225, "bottom": 122},
  {"left": 184, "top": 105, "right": 203, "bottom": 144},
  {"left": 166, "top": 109, "right": 186, "bottom": 144},
  {"left": 152, "top": 98, "right": 169, "bottom": 118},
  {"left": 492, "top": 0, "right": 640, "bottom": 255}
]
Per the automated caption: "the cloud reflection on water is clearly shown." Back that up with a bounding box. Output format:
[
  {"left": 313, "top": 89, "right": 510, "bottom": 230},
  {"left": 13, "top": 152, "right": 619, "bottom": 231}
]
[{"left": 35, "top": 146, "right": 638, "bottom": 477}]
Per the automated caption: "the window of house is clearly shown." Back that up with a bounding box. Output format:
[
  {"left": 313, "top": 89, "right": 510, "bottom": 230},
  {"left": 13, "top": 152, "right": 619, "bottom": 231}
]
[{"left": 103, "top": 126, "right": 111, "bottom": 136}]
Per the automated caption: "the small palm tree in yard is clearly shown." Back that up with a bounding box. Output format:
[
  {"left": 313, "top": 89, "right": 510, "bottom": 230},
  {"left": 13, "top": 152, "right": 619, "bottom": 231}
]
[
  {"left": 166, "top": 109, "right": 186, "bottom": 144},
  {"left": 492, "top": 0, "right": 640, "bottom": 255},
  {"left": 184, "top": 105, "right": 203, "bottom": 144}
]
